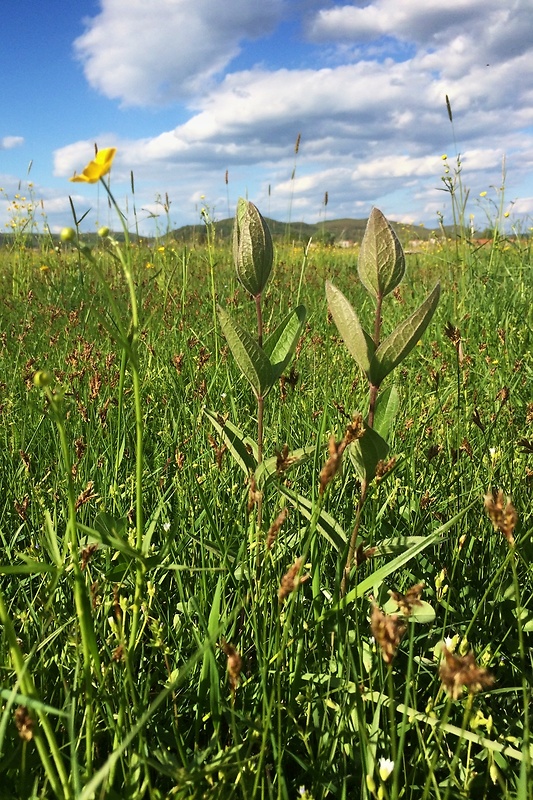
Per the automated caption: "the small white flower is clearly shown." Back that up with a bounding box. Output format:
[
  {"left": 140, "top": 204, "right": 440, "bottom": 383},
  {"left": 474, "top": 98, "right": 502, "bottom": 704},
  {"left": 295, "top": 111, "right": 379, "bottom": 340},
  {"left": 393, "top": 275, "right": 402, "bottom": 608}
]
[
  {"left": 163, "top": 522, "right": 171, "bottom": 532},
  {"left": 378, "top": 757, "right": 394, "bottom": 782}
]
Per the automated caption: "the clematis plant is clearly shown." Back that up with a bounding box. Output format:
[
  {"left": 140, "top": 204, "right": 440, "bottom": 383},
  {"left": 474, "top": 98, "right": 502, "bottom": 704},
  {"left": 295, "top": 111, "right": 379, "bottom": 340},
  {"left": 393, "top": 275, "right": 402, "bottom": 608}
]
[
  {"left": 206, "top": 198, "right": 307, "bottom": 534},
  {"left": 326, "top": 208, "right": 440, "bottom": 590},
  {"left": 70, "top": 147, "right": 117, "bottom": 183}
]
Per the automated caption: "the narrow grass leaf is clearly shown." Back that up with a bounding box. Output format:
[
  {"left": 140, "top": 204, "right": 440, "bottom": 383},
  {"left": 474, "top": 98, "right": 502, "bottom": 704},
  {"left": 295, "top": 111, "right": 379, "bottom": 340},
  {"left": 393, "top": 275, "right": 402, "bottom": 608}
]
[
  {"left": 0, "top": 562, "right": 56, "bottom": 574},
  {"left": 327, "top": 501, "right": 476, "bottom": 616},
  {"left": 203, "top": 408, "right": 257, "bottom": 476},
  {"left": 277, "top": 485, "right": 347, "bottom": 551}
]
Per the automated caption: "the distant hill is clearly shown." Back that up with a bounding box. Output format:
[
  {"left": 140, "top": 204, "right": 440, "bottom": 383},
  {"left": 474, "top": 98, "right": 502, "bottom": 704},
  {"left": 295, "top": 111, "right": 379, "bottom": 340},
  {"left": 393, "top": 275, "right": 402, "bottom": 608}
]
[
  {"left": 0, "top": 217, "right": 454, "bottom": 249},
  {"left": 170, "top": 216, "right": 448, "bottom": 245}
]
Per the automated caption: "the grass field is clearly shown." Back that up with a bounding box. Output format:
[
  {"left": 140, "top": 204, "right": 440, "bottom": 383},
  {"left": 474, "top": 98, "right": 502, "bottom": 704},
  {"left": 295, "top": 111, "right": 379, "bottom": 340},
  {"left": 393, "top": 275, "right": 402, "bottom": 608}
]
[{"left": 0, "top": 179, "right": 531, "bottom": 799}]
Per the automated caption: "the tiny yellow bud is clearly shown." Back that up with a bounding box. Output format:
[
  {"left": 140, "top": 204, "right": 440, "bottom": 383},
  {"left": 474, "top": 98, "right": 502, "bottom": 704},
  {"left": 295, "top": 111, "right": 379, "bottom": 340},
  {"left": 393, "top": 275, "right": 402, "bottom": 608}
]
[
  {"left": 98, "top": 226, "right": 110, "bottom": 237},
  {"left": 33, "top": 370, "right": 54, "bottom": 388},
  {"left": 479, "top": 191, "right": 487, "bottom": 197},
  {"left": 60, "top": 227, "right": 76, "bottom": 242}
]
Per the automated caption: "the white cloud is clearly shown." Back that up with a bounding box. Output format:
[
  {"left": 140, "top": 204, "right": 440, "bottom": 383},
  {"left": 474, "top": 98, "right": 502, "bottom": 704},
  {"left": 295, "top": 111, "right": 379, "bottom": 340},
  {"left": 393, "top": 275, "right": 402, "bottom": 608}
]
[
  {"left": 43, "top": 0, "right": 533, "bottom": 232},
  {"left": 74, "top": 0, "right": 284, "bottom": 107},
  {"left": 0, "top": 136, "right": 24, "bottom": 150}
]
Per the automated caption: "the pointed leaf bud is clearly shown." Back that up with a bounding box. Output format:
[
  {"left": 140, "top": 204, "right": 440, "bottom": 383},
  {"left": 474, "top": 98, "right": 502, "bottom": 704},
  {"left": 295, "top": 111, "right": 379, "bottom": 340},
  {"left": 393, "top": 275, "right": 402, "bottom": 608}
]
[
  {"left": 233, "top": 198, "right": 273, "bottom": 296},
  {"left": 358, "top": 208, "right": 405, "bottom": 299}
]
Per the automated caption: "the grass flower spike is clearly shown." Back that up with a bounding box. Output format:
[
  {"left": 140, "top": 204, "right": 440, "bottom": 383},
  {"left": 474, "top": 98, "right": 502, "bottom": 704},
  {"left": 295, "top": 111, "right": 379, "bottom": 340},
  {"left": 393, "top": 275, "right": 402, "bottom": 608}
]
[{"left": 70, "top": 147, "right": 117, "bottom": 183}]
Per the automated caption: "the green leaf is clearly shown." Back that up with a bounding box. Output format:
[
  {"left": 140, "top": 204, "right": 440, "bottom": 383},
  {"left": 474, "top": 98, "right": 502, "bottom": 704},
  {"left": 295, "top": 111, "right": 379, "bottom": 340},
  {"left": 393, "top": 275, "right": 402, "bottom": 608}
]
[
  {"left": 325, "top": 281, "right": 374, "bottom": 375},
  {"left": 372, "top": 385, "right": 400, "bottom": 441},
  {"left": 369, "top": 283, "right": 440, "bottom": 385},
  {"left": 263, "top": 305, "right": 307, "bottom": 385},
  {"left": 218, "top": 305, "right": 273, "bottom": 397},
  {"left": 277, "top": 485, "right": 347, "bottom": 552},
  {"left": 358, "top": 207, "right": 405, "bottom": 299},
  {"left": 197, "top": 575, "right": 222, "bottom": 724},
  {"left": 348, "top": 424, "right": 389, "bottom": 483},
  {"left": 0, "top": 561, "right": 56, "bottom": 575}
]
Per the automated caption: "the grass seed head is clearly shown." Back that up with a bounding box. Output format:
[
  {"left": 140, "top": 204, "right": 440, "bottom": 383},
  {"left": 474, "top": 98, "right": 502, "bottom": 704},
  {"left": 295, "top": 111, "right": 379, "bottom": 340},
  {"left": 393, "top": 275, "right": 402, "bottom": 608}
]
[
  {"left": 221, "top": 641, "right": 242, "bottom": 693},
  {"left": 370, "top": 603, "right": 406, "bottom": 665},
  {"left": 319, "top": 435, "right": 344, "bottom": 495},
  {"left": 484, "top": 489, "right": 517, "bottom": 546},
  {"left": 266, "top": 507, "right": 288, "bottom": 550},
  {"left": 247, "top": 475, "right": 262, "bottom": 513},
  {"left": 278, "top": 557, "right": 309, "bottom": 604},
  {"left": 14, "top": 706, "right": 34, "bottom": 741},
  {"left": 389, "top": 582, "right": 424, "bottom": 616},
  {"left": 439, "top": 647, "right": 494, "bottom": 699}
]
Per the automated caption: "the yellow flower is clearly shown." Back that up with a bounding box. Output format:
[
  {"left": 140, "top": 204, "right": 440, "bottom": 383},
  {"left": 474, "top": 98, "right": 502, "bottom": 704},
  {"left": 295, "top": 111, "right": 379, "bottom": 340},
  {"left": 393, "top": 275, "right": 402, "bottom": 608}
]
[
  {"left": 479, "top": 191, "right": 487, "bottom": 197},
  {"left": 70, "top": 148, "right": 117, "bottom": 183}
]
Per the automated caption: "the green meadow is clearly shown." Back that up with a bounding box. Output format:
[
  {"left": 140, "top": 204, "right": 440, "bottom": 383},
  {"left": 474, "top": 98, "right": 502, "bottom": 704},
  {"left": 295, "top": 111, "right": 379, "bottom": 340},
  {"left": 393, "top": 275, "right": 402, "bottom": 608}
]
[{"left": 0, "top": 169, "right": 531, "bottom": 799}]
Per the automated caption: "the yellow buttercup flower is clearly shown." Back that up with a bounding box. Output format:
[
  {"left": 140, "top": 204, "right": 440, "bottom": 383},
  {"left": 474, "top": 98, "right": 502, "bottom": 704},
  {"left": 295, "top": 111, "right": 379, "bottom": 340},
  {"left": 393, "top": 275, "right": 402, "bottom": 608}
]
[{"left": 70, "top": 148, "right": 117, "bottom": 183}]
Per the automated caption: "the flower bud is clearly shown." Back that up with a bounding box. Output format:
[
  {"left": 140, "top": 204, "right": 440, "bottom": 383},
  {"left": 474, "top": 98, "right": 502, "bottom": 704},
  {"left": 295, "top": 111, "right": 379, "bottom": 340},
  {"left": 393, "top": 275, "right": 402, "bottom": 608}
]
[
  {"left": 33, "top": 370, "right": 54, "bottom": 388},
  {"left": 60, "top": 227, "right": 75, "bottom": 242},
  {"left": 233, "top": 198, "right": 273, "bottom": 296},
  {"left": 98, "top": 226, "right": 110, "bottom": 238}
]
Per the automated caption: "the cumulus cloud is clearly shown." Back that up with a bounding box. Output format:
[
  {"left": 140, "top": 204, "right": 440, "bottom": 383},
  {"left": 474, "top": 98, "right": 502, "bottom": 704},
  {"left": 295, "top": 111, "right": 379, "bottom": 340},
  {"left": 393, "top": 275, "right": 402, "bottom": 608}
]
[
  {"left": 46, "top": 0, "right": 533, "bottom": 231},
  {"left": 74, "top": 0, "right": 285, "bottom": 106},
  {"left": 0, "top": 136, "right": 24, "bottom": 150}
]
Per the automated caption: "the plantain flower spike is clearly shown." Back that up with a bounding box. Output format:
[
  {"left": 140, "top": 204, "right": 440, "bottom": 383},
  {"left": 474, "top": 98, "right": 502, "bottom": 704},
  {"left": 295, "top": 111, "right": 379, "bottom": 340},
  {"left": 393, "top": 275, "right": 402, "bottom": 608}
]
[
  {"left": 70, "top": 147, "right": 117, "bottom": 184},
  {"left": 233, "top": 198, "right": 273, "bottom": 297}
]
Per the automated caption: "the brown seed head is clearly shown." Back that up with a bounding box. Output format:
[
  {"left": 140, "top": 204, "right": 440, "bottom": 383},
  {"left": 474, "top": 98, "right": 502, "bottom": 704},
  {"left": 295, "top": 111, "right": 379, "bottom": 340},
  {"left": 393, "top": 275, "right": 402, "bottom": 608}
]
[
  {"left": 222, "top": 641, "right": 242, "bottom": 693},
  {"left": 319, "top": 436, "right": 344, "bottom": 495},
  {"left": 389, "top": 583, "right": 424, "bottom": 616},
  {"left": 355, "top": 543, "right": 377, "bottom": 566},
  {"left": 370, "top": 603, "right": 406, "bottom": 665},
  {"left": 484, "top": 489, "right": 517, "bottom": 546},
  {"left": 81, "top": 542, "right": 98, "bottom": 571},
  {"left": 14, "top": 706, "right": 34, "bottom": 741},
  {"left": 247, "top": 475, "right": 262, "bottom": 513},
  {"left": 276, "top": 444, "right": 297, "bottom": 475},
  {"left": 266, "top": 507, "right": 288, "bottom": 550},
  {"left": 439, "top": 647, "right": 494, "bottom": 699},
  {"left": 278, "top": 557, "right": 309, "bottom": 604},
  {"left": 375, "top": 457, "right": 396, "bottom": 482},
  {"left": 343, "top": 412, "right": 365, "bottom": 445},
  {"left": 75, "top": 481, "right": 97, "bottom": 511}
]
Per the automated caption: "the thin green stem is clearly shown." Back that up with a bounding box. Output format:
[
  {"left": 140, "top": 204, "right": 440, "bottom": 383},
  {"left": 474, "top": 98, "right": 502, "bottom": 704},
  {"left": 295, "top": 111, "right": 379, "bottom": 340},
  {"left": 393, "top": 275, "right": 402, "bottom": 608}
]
[{"left": 0, "top": 590, "right": 71, "bottom": 799}]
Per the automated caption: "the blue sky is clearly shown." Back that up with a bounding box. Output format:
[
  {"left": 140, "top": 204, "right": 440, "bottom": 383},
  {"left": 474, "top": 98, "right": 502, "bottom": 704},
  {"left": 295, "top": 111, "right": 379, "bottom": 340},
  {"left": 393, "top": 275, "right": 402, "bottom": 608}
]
[{"left": 1, "top": 0, "right": 532, "bottom": 235}]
